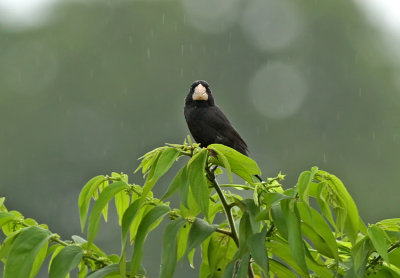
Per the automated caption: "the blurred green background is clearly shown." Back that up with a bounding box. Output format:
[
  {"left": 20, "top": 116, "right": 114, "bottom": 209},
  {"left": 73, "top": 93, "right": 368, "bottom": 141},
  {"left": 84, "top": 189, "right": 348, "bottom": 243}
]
[{"left": 1, "top": 0, "right": 400, "bottom": 276}]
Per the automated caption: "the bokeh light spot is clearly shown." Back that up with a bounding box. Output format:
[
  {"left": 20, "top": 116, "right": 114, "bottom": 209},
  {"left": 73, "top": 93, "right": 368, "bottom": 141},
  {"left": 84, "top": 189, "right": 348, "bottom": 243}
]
[
  {"left": 240, "top": 0, "right": 303, "bottom": 52},
  {"left": 182, "top": 0, "right": 241, "bottom": 34},
  {"left": 249, "top": 62, "right": 308, "bottom": 119}
]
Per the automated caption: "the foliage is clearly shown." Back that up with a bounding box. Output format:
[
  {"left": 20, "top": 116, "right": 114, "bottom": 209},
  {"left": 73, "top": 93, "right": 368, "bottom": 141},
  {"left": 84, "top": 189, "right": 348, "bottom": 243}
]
[{"left": 1, "top": 139, "right": 400, "bottom": 277}]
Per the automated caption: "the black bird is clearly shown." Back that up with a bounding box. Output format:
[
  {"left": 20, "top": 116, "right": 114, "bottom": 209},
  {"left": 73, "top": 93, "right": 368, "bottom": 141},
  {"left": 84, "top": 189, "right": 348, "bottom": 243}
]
[{"left": 184, "top": 80, "right": 249, "bottom": 156}]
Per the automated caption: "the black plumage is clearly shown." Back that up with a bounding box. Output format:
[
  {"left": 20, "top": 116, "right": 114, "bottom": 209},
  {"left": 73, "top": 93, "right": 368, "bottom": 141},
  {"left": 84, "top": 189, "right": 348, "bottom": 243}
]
[{"left": 184, "top": 80, "right": 249, "bottom": 156}]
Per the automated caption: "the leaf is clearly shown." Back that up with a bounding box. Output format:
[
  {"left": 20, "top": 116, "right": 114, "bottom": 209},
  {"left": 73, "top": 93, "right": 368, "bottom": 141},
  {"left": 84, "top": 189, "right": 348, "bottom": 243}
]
[
  {"left": 49, "top": 245, "right": 84, "bottom": 278},
  {"left": 99, "top": 180, "right": 109, "bottom": 222},
  {"left": 188, "top": 149, "right": 210, "bottom": 218},
  {"left": 376, "top": 218, "right": 400, "bottom": 232},
  {"left": 317, "top": 171, "right": 360, "bottom": 244},
  {"left": 368, "top": 225, "right": 390, "bottom": 263},
  {"left": 351, "top": 236, "right": 371, "bottom": 274},
  {"left": 208, "top": 144, "right": 261, "bottom": 183},
  {"left": 114, "top": 189, "right": 130, "bottom": 226},
  {"left": 0, "top": 212, "right": 16, "bottom": 228},
  {"left": 281, "top": 199, "right": 308, "bottom": 275},
  {"left": 270, "top": 204, "right": 288, "bottom": 239},
  {"left": 130, "top": 205, "right": 170, "bottom": 276},
  {"left": 236, "top": 253, "right": 250, "bottom": 278},
  {"left": 78, "top": 175, "right": 105, "bottom": 232},
  {"left": 4, "top": 226, "right": 52, "bottom": 278},
  {"left": 247, "top": 225, "right": 269, "bottom": 276},
  {"left": 296, "top": 202, "right": 338, "bottom": 260},
  {"left": 187, "top": 218, "right": 216, "bottom": 254},
  {"left": 208, "top": 233, "right": 237, "bottom": 277},
  {"left": 121, "top": 199, "right": 141, "bottom": 251},
  {"left": 269, "top": 259, "right": 298, "bottom": 278},
  {"left": 48, "top": 245, "right": 64, "bottom": 273},
  {"left": 139, "top": 148, "right": 180, "bottom": 206},
  {"left": 86, "top": 262, "right": 146, "bottom": 278},
  {"left": 0, "top": 230, "right": 21, "bottom": 260},
  {"left": 162, "top": 165, "right": 188, "bottom": 200},
  {"left": 238, "top": 211, "right": 253, "bottom": 256},
  {"left": 29, "top": 241, "right": 48, "bottom": 278},
  {"left": 87, "top": 181, "right": 129, "bottom": 245},
  {"left": 207, "top": 145, "right": 233, "bottom": 183},
  {"left": 160, "top": 217, "right": 187, "bottom": 278},
  {"left": 150, "top": 147, "right": 180, "bottom": 181},
  {"left": 297, "top": 167, "right": 318, "bottom": 205},
  {"left": 177, "top": 222, "right": 191, "bottom": 261}
]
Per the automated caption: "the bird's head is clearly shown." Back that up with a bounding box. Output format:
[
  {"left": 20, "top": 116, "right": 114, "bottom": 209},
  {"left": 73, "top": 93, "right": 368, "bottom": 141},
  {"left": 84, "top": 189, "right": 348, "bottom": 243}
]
[{"left": 186, "top": 80, "right": 215, "bottom": 106}]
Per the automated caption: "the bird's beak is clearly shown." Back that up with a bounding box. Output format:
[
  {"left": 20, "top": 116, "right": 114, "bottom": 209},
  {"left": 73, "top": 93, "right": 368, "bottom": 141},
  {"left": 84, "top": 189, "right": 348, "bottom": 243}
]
[{"left": 192, "top": 84, "right": 209, "bottom": 101}]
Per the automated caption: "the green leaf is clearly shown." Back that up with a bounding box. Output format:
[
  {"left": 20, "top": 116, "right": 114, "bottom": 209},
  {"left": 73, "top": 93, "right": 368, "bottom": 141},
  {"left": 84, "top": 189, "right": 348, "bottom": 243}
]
[
  {"left": 0, "top": 212, "right": 16, "bottom": 228},
  {"left": 317, "top": 171, "right": 360, "bottom": 244},
  {"left": 351, "top": 236, "right": 371, "bottom": 275},
  {"left": 187, "top": 218, "right": 216, "bottom": 254},
  {"left": 4, "top": 226, "right": 52, "bottom": 278},
  {"left": 238, "top": 211, "right": 253, "bottom": 256},
  {"left": 160, "top": 217, "right": 187, "bottom": 278},
  {"left": 48, "top": 245, "right": 64, "bottom": 273},
  {"left": 78, "top": 175, "right": 105, "bottom": 232},
  {"left": 207, "top": 145, "right": 233, "bottom": 183},
  {"left": 49, "top": 245, "right": 84, "bottom": 278},
  {"left": 208, "top": 233, "right": 237, "bottom": 277},
  {"left": 269, "top": 259, "right": 298, "bottom": 278},
  {"left": 162, "top": 165, "right": 188, "bottom": 201},
  {"left": 150, "top": 147, "right": 180, "bottom": 180},
  {"left": 29, "top": 241, "right": 48, "bottom": 278},
  {"left": 297, "top": 167, "right": 318, "bottom": 205},
  {"left": 236, "top": 253, "right": 250, "bottom": 278},
  {"left": 208, "top": 144, "right": 261, "bottom": 183},
  {"left": 188, "top": 149, "right": 210, "bottom": 218},
  {"left": 114, "top": 189, "right": 130, "bottom": 226},
  {"left": 267, "top": 238, "right": 315, "bottom": 277},
  {"left": 87, "top": 181, "right": 129, "bottom": 245},
  {"left": 296, "top": 202, "right": 338, "bottom": 260},
  {"left": 270, "top": 204, "right": 288, "bottom": 239},
  {"left": 247, "top": 225, "right": 269, "bottom": 276},
  {"left": 376, "top": 218, "right": 400, "bottom": 232},
  {"left": 177, "top": 222, "right": 191, "bottom": 261},
  {"left": 281, "top": 199, "right": 308, "bottom": 275},
  {"left": 130, "top": 205, "right": 170, "bottom": 276},
  {"left": 0, "top": 230, "right": 21, "bottom": 260},
  {"left": 86, "top": 262, "right": 145, "bottom": 278},
  {"left": 99, "top": 180, "right": 109, "bottom": 222},
  {"left": 139, "top": 148, "right": 180, "bottom": 206},
  {"left": 368, "top": 225, "right": 390, "bottom": 263},
  {"left": 121, "top": 199, "right": 141, "bottom": 251}
]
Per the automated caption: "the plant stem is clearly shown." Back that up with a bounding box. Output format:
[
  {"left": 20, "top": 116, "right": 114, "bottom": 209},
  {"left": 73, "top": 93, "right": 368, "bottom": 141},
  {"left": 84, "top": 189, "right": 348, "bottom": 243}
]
[{"left": 206, "top": 167, "right": 239, "bottom": 247}]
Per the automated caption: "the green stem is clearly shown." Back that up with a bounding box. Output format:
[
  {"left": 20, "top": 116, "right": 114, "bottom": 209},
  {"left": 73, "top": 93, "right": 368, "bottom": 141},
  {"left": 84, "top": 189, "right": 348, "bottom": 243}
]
[{"left": 206, "top": 167, "right": 239, "bottom": 247}]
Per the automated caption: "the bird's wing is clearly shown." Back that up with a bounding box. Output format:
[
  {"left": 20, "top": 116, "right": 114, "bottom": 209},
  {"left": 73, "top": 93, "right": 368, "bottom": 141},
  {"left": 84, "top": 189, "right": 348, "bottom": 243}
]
[{"left": 204, "top": 106, "right": 249, "bottom": 155}]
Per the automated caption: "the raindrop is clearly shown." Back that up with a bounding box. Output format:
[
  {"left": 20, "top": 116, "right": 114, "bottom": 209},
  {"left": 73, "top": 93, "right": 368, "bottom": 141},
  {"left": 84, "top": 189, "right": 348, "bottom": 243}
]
[
  {"left": 323, "top": 153, "right": 327, "bottom": 163},
  {"left": 372, "top": 130, "right": 376, "bottom": 141},
  {"left": 162, "top": 13, "right": 165, "bottom": 24},
  {"left": 147, "top": 48, "right": 151, "bottom": 60},
  {"left": 358, "top": 88, "right": 362, "bottom": 96},
  {"left": 181, "top": 45, "right": 185, "bottom": 57}
]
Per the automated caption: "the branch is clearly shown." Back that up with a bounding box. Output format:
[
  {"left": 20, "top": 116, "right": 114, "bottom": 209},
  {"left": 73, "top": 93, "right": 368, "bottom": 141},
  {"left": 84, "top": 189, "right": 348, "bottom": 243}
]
[{"left": 206, "top": 167, "right": 239, "bottom": 247}]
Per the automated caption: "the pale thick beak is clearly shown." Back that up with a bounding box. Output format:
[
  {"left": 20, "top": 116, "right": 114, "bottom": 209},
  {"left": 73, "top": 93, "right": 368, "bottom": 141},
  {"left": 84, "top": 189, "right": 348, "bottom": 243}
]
[{"left": 192, "top": 84, "right": 208, "bottom": 101}]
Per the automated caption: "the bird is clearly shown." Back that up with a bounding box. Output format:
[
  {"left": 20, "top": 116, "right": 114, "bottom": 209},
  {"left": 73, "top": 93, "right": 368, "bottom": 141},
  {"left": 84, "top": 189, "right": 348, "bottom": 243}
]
[{"left": 184, "top": 80, "right": 249, "bottom": 156}]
